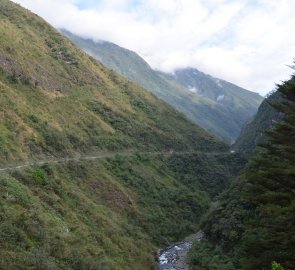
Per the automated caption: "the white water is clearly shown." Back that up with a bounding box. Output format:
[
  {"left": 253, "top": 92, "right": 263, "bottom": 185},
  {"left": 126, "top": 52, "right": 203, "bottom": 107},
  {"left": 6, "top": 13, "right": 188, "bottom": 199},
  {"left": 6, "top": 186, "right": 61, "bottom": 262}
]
[{"left": 158, "top": 231, "right": 204, "bottom": 270}]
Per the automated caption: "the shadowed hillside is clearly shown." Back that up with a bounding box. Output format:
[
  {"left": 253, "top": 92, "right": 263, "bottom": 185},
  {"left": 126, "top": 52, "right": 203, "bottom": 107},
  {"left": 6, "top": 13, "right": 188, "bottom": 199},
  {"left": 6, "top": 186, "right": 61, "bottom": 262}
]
[{"left": 233, "top": 91, "right": 282, "bottom": 157}]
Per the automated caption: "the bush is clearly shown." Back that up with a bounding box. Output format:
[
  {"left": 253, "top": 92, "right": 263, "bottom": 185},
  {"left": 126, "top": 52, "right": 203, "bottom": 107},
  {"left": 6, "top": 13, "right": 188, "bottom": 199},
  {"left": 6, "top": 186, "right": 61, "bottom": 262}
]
[
  {"left": 30, "top": 168, "right": 47, "bottom": 186},
  {"left": 272, "top": 261, "right": 285, "bottom": 270}
]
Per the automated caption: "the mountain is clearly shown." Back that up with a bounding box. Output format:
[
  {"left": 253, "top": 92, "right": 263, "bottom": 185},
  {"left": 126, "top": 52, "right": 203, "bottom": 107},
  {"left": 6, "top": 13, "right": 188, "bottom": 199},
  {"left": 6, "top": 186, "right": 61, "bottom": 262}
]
[
  {"left": 61, "top": 30, "right": 263, "bottom": 143},
  {"left": 188, "top": 73, "right": 295, "bottom": 270},
  {"left": 165, "top": 67, "right": 263, "bottom": 134},
  {"left": 0, "top": 1, "right": 246, "bottom": 269},
  {"left": 166, "top": 68, "right": 262, "bottom": 109},
  {"left": 232, "top": 91, "right": 282, "bottom": 157}
]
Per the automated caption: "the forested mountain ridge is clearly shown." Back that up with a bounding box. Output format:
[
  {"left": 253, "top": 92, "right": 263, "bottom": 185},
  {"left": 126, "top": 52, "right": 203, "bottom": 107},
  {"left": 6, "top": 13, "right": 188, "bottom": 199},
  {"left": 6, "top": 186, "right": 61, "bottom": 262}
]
[
  {"left": 233, "top": 91, "right": 282, "bottom": 157},
  {"left": 188, "top": 70, "right": 295, "bottom": 270},
  {"left": 0, "top": 1, "right": 246, "bottom": 269},
  {"left": 61, "top": 30, "right": 263, "bottom": 143}
]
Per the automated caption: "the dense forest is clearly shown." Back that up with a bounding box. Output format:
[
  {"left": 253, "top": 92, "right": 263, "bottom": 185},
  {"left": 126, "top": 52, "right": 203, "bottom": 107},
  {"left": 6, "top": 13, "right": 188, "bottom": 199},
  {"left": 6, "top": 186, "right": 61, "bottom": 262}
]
[{"left": 188, "top": 68, "right": 295, "bottom": 270}]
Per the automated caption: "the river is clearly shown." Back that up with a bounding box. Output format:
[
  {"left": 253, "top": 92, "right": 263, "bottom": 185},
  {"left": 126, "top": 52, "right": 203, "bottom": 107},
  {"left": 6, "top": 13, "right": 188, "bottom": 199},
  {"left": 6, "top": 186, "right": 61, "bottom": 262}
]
[{"left": 158, "top": 231, "right": 204, "bottom": 270}]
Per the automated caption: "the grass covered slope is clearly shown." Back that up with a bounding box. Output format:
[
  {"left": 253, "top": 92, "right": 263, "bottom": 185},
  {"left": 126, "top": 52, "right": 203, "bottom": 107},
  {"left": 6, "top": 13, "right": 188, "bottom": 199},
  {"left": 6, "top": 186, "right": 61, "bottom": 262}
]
[
  {"left": 61, "top": 30, "right": 262, "bottom": 143},
  {"left": 0, "top": 1, "right": 246, "bottom": 269},
  {"left": 0, "top": 1, "right": 224, "bottom": 164}
]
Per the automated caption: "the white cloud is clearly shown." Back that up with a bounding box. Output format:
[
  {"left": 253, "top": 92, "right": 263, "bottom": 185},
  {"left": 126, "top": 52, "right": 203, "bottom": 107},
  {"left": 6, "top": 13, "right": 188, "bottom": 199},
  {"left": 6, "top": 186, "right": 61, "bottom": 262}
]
[{"left": 12, "top": 0, "right": 295, "bottom": 95}]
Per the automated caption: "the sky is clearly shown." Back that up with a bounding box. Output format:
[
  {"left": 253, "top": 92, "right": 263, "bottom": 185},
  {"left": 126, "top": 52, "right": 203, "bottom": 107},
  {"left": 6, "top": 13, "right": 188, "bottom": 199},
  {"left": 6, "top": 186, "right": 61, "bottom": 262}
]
[{"left": 12, "top": 0, "right": 295, "bottom": 96}]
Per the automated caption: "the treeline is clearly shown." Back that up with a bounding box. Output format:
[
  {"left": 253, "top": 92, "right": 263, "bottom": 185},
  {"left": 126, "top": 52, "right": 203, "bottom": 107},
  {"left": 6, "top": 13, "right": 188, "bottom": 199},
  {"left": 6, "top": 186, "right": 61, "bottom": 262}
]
[{"left": 188, "top": 66, "right": 295, "bottom": 270}]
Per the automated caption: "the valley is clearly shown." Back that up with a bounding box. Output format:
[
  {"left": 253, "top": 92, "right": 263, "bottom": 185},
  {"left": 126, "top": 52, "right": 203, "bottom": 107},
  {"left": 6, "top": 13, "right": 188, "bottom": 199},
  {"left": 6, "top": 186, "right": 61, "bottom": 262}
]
[
  {"left": 0, "top": 1, "right": 293, "bottom": 270},
  {"left": 0, "top": 1, "right": 245, "bottom": 269},
  {"left": 158, "top": 232, "right": 204, "bottom": 270}
]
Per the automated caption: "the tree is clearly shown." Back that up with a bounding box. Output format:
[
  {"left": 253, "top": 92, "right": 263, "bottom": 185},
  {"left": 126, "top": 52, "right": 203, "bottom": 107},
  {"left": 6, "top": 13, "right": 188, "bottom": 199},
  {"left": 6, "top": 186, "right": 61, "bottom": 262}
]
[{"left": 242, "top": 67, "right": 295, "bottom": 270}]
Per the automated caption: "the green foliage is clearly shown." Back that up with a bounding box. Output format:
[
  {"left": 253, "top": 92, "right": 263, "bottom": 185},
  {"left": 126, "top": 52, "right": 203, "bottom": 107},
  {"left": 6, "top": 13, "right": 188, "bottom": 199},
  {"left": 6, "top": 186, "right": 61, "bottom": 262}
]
[
  {"left": 187, "top": 175, "right": 250, "bottom": 269},
  {"left": 0, "top": 165, "right": 154, "bottom": 270},
  {"left": 30, "top": 168, "right": 47, "bottom": 185},
  {"left": 272, "top": 261, "right": 285, "bottom": 270},
  {"left": 0, "top": 153, "right": 243, "bottom": 269},
  {"left": 102, "top": 154, "right": 212, "bottom": 244},
  {"left": 166, "top": 152, "right": 246, "bottom": 198},
  {"left": 241, "top": 70, "right": 295, "bottom": 270},
  {"left": 188, "top": 240, "right": 239, "bottom": 270},
  {"left": 233, "top": 91, "right": 282, "bottom": 158},
  {"left": 188, "top": 67, "right": 295, "bottom": 270}
]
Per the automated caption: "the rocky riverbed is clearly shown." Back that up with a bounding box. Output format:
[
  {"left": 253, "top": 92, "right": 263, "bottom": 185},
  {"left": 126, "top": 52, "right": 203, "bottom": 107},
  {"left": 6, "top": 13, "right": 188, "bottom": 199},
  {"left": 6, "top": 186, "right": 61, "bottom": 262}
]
[{"left": 158, "top": 231, "right": 204, "bottom": 270}]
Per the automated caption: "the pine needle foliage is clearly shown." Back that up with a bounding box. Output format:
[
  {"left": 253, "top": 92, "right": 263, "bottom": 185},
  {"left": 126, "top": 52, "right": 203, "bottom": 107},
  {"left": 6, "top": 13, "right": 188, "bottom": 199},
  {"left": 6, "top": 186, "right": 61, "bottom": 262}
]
[{"left": 242, "top": 67, "right": 295, "bottom": 270}]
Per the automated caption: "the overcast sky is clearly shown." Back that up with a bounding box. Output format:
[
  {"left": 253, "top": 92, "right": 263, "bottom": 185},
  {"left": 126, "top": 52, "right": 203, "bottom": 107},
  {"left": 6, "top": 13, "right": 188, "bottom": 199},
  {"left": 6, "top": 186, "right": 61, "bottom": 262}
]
[{"left": 12, "top": 0, "right": 295, "bottom": 95}]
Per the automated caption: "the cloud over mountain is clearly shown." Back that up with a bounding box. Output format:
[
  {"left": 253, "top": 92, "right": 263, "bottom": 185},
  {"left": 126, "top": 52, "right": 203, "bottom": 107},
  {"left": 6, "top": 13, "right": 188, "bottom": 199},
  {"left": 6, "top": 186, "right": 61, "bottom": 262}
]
[{"left": 12, "top": 0, "right": 295, "bottom": 95}]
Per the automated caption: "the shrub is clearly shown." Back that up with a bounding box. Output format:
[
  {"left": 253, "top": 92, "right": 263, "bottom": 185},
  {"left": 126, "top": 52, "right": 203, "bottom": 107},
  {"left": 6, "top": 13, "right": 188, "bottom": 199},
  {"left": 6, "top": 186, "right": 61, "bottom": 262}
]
[
  {"left": 272, "top": 261, "right": 285, "bottom": 270},
  {"left": 30, "top": 168, "right": 47, "bottom": 186}
]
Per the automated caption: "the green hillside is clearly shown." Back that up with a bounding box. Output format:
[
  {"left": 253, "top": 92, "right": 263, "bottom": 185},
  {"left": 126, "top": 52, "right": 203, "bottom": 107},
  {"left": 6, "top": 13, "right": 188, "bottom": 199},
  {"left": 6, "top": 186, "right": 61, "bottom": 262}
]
[
  {"left": 188, "top": 72, "right": 295, "bottom": 270},
  {"left": 233, "top": 91, "right": 282, "bottom": 157},
  {"left": 0, "top": 1, "right": 246, "bottom": 269},
  {"left": 61, "top": 30, "right": 263, "bottom": 143}
]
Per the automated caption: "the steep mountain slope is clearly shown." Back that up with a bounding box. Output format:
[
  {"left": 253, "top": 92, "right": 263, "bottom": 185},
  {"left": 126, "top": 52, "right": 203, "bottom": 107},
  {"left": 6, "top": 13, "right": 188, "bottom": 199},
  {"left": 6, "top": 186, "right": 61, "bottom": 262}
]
[
  {"left": 62, "top": 30, "right": 263, "bottom": 143},
  {"left": 188, "top": 73, "right": 295, "bottom": 270},
  {"left": 0, "top": 1, "right": 246, "bottom": 269},
  {"left": 233, "top": 91, "right": 282, "bottom": 157},
  {"left": 166, "top": 68, "right": 263, "bottom": 134},
  {"left": 168, "top": 68, "right": 262, "bottom": 110}
]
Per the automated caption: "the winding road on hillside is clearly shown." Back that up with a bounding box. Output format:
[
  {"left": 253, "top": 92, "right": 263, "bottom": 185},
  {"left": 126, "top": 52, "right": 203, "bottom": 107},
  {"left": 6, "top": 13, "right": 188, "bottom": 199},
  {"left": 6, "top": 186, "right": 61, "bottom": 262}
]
[
  {"left": 0, "top": 150, "right": 233, "bottom": 172},
  {"left": 0, "top": 151, "right": 210, "bottom": 268}
]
